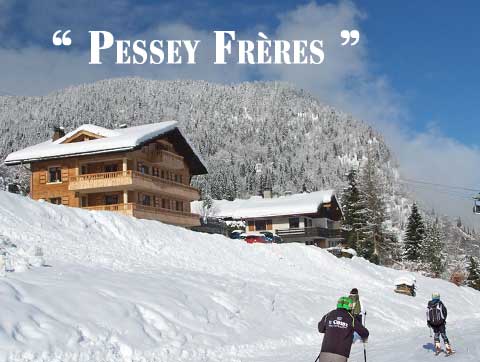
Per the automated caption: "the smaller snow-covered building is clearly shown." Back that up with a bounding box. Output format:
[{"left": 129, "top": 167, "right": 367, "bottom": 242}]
[
  {"left": 192, "top": 191, "right": 344, "bottom": 247},
  {"left": 5, "top": 122, "right": 207, "bottom": 227}
]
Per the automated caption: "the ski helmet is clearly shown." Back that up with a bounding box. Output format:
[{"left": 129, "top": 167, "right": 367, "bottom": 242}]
[
  {"left": 337, "top": 296, "right": 353, "bottom": 311},
  {"left": 432, "top": 292, "right": 440, "bottom": 300}
]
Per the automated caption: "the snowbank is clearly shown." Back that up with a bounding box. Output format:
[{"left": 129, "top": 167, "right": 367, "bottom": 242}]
[{"left": 0, "top": 192, "right": 479, "bottom": 361}]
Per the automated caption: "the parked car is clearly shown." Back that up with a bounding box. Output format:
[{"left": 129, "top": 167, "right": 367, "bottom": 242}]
[
  {"left": 259, "top": 231, "right": 283, "bottom": 243},
  {"left": 244, "top": 234, "right": 267, "bottom": 244},
  {"left": 229, "top": 230, "right": 245, "bottom": 239}
]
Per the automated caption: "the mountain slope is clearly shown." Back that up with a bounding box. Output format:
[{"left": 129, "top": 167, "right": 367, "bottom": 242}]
[
  {"left": 0, "top": 78, "right": 395, "bottom": 199},
  {"left": 0, "top": 191, "right": 479, "bottom": 361}
]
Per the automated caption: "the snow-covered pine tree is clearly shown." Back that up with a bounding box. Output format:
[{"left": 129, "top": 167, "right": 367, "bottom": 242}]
[
  {"left": 421, "top": 220, "right": 446, "bottom": 277},
  {"left": 466, "top": 256, "right": 480, "bottom": 290},
  {"left": 404, "top": 203, "right": 425, "bottom": 261},
  {"left": 341, "top": 168, "right": 364, "bottom": 250},
  {"left": 357, "top": 152, "right": 387, "bottom": 264}
]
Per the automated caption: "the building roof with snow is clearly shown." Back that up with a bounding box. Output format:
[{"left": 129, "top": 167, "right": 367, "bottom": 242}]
[
  {"left": 192, "top": 190, "right": 341, "bottom": 219},
  {"left": 5, "top": 122, "right": 208, "bottom": 175}
]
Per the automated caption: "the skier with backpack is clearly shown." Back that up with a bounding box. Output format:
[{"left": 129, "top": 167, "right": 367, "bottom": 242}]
[
  {"left": 427, "top": 292, "right": 454, "bottom": 356},
  {"left": 349, "top": 288, "right": 362, "bottom": 324},
  {"left": 317, "top": 296, "right": 369, "bottom": 362}
]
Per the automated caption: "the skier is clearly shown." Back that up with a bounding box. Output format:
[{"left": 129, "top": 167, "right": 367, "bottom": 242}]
[
  {"left": 427, "top": 292, "right": 453, "bottom": 355},
  {"left": 317, "top": 296, "right": 369, "bottom": 362},
  {"left": 349, "top": 288, "right": 362, "bottom": 323}
]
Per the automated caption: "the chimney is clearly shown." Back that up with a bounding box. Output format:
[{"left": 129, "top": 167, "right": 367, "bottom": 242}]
[
  {"left": 52, "top": 126, "right": 65, "bottom": 141},
  {"left": 263, "top": 189, "right": 272, "bottom": 199}
]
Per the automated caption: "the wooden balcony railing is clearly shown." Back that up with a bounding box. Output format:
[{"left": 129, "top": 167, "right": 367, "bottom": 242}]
[
  {"left": 70, "top": 171, "right": 132, "bottom": 183},
  {"left": 82, "top": 203, "right": 200, "bottom": 227},
  {"left": 142, "top": 149, "right": 184, "bottom": 169},
  {"left": 83, "top": 203, "right": 134, "bottom": 212},
  {"left": 276, "top": 227, "right": 345, "bottom": 239},
  {"left": 69, "top": 170, "right": 199, "bottom": 200}
]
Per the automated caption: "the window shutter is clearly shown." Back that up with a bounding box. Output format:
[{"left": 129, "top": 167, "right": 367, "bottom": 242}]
[
  {"left": 266, "top": 220, "right": 273, "bottom": 230},
  {"left": 39, "top": 172, "right": 47, "bottom": 184},
  {"left": 61, "top": 169, "right": 69, "bottom": 182},
  {"left": 62, "top": 196, "right": 69, "bottom": 205}
]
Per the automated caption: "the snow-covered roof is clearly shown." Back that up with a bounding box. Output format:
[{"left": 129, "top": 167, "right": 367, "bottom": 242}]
[
  {"left": 394, "top": 275, "right": 416, "bottom": 287},
  {"left": 192, "top": 190, "right": 336, "bottom": 219},
  {"left": 5, "top": 122, "right": 208, "bottom": 175}
]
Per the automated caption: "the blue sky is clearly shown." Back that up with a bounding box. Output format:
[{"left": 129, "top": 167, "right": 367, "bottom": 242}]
[
  {"left": 0, "top": 0, "right": 478, "bottom": 145},
  {"left": 0, "top": 0, "right": 479, "bottom": 223}
]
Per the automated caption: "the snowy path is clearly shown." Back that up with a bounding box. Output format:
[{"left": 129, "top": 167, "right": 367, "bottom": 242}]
[{"left": 0, "top": 192, "right": 479, "bottom": 361}]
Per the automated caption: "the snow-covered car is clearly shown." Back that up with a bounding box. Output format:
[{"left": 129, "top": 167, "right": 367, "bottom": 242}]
[
  {"left": 229, "top": 230, "right": 245, "bottom": 239},
  {"left": 259, "top": 231, "right": 282, "bottom": 243}
]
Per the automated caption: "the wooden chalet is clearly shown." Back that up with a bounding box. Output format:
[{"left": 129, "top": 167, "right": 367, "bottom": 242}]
[
  {"left": 192, "top": 190, "right": 345, "bottom": 247},
  {"left": 5, "top": 122, "right": 207, "bottom": 227}
]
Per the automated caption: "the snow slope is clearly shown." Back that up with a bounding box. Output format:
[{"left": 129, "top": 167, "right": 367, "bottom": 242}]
[{"left": 0, "top": 191, "right": 479, "bottom": 361}]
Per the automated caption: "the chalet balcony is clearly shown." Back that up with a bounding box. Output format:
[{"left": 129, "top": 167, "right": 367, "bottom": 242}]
[
  {"left": 68, "top": 171, "right": 200, "bottom": 200},
  {"left": 276, "top": 227, "right": 345, "bottom": 240},
  {"left": 82, "top": 203, "right": 201, "bottom": 227}
]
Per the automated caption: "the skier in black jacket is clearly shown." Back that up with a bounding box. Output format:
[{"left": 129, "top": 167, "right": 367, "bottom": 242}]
[
  {"left": 317, "top": 296, "right": 369, "bottom": 362},
  {"left": 427, "top": 292, "right": 453, "bottom": 355}
]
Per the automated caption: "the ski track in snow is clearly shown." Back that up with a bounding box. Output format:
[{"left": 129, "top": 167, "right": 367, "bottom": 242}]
[{"left": 0, "top": 191, "right": 479, "bottom": 361}]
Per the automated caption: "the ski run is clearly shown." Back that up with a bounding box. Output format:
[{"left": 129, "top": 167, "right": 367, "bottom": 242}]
[{"left": 0, "top": 191, "right": 479, "bottom": 361}]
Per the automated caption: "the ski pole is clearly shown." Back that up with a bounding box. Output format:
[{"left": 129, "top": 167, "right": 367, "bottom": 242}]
[
  {"left": 314, "top": 351, "right": 320, "bottom": 362},
  {"left": 363, "top": 311, "right": 367, "bottom": 362},
  {"left": 429, "top": 327, "right": 432, "bottom": 338}
]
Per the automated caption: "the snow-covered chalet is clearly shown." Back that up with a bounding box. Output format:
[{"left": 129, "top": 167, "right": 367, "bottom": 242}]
[
  {"left": 193, "top": 191, "right": 344, "bottom": 247},
  {"left": 5, "top": 122, "right": 207, "bottom": 227}
]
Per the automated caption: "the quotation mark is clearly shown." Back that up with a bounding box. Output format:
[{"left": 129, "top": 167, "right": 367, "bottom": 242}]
[
  {"left": 340, "top": 29, "right": 360, "bottom": 46},
  {"left": 52, "top": 30, "right": 72, "bottom": 47}
]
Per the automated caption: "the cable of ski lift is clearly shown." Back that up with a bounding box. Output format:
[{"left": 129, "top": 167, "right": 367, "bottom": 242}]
[{"left": 399, "top": 178, "right": 480, "bottom": 215}]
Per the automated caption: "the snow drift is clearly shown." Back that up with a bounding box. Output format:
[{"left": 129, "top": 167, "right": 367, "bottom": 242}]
[{"left": 0, "top": 191, "right": 479, "bottom": 361}]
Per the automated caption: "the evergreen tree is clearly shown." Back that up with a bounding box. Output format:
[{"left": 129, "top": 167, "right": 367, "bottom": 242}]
[
  {"left": 404, "top": 203, "right": 425, "bottom": 261},
  {"left": 357, "top": 154, "right": 387, "bottom": 264},
  {"left": 466, "top": 256, "right": 480, "bottom": 290},
  {"left": 421, "top": 221, "right": 445, "bottom": 276},
  {"left": 341, "top": 168, "right": 364, "bottom": 250}
]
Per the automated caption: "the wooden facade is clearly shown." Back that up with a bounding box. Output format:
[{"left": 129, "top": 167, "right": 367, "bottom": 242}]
[
  {"left": 243, "top": 196, "right": 344, "bottom": 247},
  {"left": 16, "top": 127, "right": 205, "bottom": 227}
]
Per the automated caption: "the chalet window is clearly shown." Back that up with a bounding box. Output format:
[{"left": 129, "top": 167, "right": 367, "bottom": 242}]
[
  {"left": 289, "top": 217, "right": 299, "bottom": 229},
  {"left": 81, "top": 196, "right": 88, "bottom": 207},
  {"left": 81, "top": 165, "right": 88, "bottom": 175},
  {"left": 254, "top": 219, "right": 267, "bottom": 231},
  {"left": 304, "top": 218, "right": 312, "bottom": 228},
  {"left": 179, "top": 175, "right": 183, "bottom": 184},
  {"left": 48, "top": 167, "right": 62, "bottom": 183},
  {"left": 175, "top": 201, "right": 183, "bottom": 212},
  {"left": 174, "top": 174, "right": 180, "bottom": 183},
  {"left": 104, "top": 164, "right": 118, "bottom": 172},
  {"left": 152, "top": 167, "right": 159, "bottom": 177},
  {"left": 105, "top": 194, "right": 119, "bottom": 205},
  {"left": 142, "top": 195, "right": 151, "bottom": 206},
  {"left": 162, "top": 198, "right": 169, "bottom": 209},
  {"left": 247, "top": 220, "right": 255, "bottom": 231},
  {"left": 49, "top": 197, "right": 62, "bottom": 205},
  {"left": 161, "top": 170, "right": 165, "bottom": 179}
]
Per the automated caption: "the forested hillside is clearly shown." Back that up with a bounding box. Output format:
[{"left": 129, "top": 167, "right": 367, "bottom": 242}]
[{"left": 0, "top": 78, "right": 477, "bottom": 271}]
